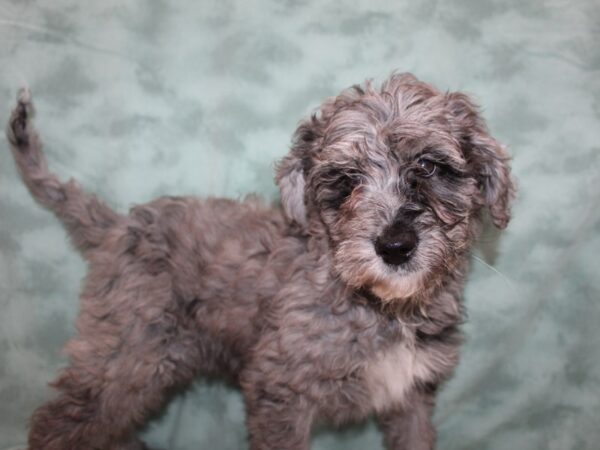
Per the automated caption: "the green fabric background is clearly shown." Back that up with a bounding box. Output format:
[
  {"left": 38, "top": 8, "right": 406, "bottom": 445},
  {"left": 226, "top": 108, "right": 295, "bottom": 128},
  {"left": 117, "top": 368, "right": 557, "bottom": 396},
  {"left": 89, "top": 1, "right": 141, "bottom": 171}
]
[{"left": 1, "top": 1, "right": 599, "bottom": 449}]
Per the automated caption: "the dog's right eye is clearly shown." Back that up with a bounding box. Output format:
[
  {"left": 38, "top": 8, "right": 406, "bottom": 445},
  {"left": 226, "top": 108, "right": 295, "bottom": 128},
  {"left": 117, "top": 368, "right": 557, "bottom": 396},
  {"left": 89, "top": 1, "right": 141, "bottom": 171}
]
[
  {"left": 319, "top": 169, "right": 361, "bottom": 209},
  {"left": 337, "top": 174, "right": 359, "bottom": 201}
]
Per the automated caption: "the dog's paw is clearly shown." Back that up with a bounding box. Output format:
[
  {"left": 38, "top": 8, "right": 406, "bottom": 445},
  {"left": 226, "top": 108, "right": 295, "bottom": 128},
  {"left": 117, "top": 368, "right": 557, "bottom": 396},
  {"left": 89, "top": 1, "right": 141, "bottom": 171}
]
[{"left": 7, "top": 87, "right": 34, "bottom": 148}]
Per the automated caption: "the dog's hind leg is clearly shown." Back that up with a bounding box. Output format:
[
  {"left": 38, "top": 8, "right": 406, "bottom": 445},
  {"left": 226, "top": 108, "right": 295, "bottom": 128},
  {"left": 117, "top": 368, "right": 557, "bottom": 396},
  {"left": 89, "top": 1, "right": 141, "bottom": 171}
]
[
  {"left": 27, "top": 270, "right": 204, "bottom": 450},
  {"left": 6, "top": 88, "right": 120, "bottom": 253}
]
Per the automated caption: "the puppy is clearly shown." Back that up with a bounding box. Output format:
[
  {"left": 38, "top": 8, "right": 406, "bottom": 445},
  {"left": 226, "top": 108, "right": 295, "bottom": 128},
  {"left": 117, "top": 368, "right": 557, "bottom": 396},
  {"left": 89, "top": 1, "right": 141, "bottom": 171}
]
[{"left": 7, "top": 73, "right": 514, "bottom": 450}]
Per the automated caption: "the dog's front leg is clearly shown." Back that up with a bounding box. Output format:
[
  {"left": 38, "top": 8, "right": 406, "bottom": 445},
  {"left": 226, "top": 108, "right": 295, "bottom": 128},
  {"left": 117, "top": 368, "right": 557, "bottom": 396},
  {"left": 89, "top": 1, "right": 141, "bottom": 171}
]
[
  {"left": 376, "top": 389, "right": 436, "bottom": 450},
  {"left": 243, "top": 382, "right": 314, "bottom": 450}
]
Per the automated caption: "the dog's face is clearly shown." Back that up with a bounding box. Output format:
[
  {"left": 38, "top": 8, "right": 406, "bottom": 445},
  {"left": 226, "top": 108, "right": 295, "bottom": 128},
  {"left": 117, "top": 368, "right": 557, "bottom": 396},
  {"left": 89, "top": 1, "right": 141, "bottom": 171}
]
[{"left": 276, "top": 74, "right": 514, "bottom": 303}]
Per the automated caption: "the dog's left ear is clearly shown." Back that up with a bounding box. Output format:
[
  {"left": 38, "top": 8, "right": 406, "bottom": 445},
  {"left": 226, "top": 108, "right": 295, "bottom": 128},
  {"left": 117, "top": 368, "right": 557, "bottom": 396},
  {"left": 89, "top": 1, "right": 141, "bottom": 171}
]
[{"left": 446, "top": 93, "right": 515, "bottom": 229}]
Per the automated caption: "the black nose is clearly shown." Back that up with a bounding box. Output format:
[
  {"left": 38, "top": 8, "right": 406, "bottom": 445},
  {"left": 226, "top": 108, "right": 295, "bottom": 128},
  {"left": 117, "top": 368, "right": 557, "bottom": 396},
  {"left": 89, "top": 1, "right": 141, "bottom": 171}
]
[{"left": 375, "top": 226, "right": 418, "bottom": 266}]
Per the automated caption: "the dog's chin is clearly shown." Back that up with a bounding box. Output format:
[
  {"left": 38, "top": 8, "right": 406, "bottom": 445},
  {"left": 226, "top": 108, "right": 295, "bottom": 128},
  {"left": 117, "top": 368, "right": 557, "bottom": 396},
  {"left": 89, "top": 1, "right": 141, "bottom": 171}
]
[
  {"left": 356, "top": 266, "right": 427, "bottom": 305},
  {"left": 367, "top": 271, "right": 425, "bottom": 302},
  {"left": 336, "top": 257, "right": 427, "bottom": 303}
]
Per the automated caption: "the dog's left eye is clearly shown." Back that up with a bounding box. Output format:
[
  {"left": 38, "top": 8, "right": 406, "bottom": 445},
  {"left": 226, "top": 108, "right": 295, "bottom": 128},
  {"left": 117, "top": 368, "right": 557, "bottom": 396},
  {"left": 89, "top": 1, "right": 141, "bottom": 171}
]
[{"left": 416, "top": 158, "right": 437, "bottom": 177}]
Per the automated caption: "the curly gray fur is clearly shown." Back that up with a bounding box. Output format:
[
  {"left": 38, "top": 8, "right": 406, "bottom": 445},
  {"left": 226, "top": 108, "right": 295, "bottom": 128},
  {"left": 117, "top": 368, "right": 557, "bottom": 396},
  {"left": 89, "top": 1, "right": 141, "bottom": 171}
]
[{"left": 6, "top": 73, "right": 514, "bottom": 450}]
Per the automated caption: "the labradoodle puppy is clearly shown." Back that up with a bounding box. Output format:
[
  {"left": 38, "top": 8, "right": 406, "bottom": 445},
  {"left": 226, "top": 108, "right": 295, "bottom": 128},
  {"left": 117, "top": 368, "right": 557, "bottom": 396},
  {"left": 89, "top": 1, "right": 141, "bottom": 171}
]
[{"left": 7, "top": 73, "right": 514, "bottom": 450}]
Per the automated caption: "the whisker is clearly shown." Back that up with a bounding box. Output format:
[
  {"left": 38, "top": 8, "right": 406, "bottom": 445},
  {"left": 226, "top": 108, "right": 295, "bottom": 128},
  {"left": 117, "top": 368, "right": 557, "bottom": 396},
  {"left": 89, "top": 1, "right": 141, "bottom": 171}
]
[{"left": 470, "top": 253, "right": 516, "bottom": 290}]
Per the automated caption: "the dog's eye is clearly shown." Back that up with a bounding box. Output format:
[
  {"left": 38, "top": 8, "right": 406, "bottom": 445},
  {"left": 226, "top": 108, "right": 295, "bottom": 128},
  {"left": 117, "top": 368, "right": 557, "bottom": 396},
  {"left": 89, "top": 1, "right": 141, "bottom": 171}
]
[
  {"left": 319, "top": 169, "right": 361, "bottom": 210},
  {"left": 416, "top": 158, "right": 437, "bottom": 177},
  {"left": 337, "top": 174, "right": 360, "bottom": 202}
]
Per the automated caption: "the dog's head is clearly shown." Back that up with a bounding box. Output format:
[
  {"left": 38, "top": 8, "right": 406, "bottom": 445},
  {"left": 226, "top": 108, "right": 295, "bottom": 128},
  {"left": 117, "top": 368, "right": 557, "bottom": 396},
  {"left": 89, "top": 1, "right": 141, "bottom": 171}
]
[{"left": 276, "top": 73, "right": 514, "bottom": 303}]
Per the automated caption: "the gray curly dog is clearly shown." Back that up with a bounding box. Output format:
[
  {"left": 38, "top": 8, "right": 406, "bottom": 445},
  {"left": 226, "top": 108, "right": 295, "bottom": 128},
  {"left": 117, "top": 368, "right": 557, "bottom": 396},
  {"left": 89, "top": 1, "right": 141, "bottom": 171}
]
[{"left": 7, "top": 73, "right": 514, "bottom": 450}]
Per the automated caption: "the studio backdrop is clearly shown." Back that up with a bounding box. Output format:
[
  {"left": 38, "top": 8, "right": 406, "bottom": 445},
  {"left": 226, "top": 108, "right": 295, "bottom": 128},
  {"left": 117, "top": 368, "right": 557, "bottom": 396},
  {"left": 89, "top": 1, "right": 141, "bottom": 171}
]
[{"left": 0, "top": 1, "right": 599, "bottom": 449}]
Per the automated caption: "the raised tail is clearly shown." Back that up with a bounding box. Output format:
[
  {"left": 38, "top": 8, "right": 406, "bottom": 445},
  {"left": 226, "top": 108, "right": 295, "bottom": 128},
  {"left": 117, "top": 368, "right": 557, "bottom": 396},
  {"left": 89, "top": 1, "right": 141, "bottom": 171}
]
[{"left": 6, "top": 88, "right": 121, "bottom": 253}]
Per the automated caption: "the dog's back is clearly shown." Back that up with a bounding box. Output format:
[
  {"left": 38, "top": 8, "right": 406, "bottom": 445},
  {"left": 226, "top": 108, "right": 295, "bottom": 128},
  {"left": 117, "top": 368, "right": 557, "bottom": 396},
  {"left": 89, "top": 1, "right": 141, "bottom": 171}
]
[
  {"left": 7, "top": 89, "right": 305, "bottom": 449},
  {"left": 7, "top": 90, "right": 306, "bottom": 378}
]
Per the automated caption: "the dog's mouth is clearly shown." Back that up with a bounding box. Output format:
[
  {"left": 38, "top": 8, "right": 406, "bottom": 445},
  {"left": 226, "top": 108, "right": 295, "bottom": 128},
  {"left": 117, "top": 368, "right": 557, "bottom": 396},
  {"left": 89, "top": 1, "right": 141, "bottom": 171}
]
[
  {"left": 376, "top": 244, "right": 419, "bottom": 269},
  {"left": 376, "top": 237, "right": 422, "bottom": 276},
  {"left": 333, "top": 235, "right": 425, "bottom": 296},
  {"left": 343, "top": 258, "right": 426, "bottom": 304}
]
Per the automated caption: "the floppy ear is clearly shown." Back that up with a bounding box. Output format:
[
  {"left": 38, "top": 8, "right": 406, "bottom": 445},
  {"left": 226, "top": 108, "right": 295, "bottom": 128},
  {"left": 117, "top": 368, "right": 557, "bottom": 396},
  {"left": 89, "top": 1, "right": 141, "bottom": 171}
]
[
  {"left": 275, "top": 151, "right": 308, "bottom": 226},
  {"left": 446, "top": 93, "right": 515, "bottom": 229},
  {"left": 275, "top": 115, "right": 323, "bottom": 227}
]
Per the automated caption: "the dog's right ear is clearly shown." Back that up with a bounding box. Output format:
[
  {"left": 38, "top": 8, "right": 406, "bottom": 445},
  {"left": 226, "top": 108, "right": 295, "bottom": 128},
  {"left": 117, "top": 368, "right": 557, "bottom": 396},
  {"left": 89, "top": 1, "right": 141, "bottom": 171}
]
[
  {"left": 275, "top": 115, "right": 323, "bottom": 227},
  {"left": 275, "top": 151, "right": 308, "bottom": 227}
]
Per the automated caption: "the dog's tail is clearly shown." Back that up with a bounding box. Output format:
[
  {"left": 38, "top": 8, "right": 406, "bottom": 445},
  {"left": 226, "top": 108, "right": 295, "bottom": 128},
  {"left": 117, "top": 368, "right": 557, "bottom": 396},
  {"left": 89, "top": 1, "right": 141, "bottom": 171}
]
[{"left": 6, "top": 88, "right": 121, "bottom": 253}]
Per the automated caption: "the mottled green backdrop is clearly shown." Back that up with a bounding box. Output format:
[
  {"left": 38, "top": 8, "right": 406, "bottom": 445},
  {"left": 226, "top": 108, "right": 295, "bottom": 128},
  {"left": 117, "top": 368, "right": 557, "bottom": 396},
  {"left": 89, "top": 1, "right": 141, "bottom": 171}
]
[{"left": 1, "top": 1, "right": 599, "bottom": 449}]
